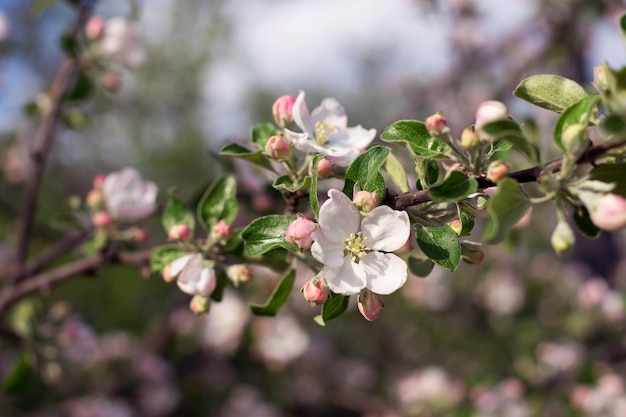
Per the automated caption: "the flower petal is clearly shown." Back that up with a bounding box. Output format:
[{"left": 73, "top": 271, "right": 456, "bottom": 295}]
[
  {"left": 361, "top": 252, "right": 407, "bottom": 295},
  {"left": 361, "top": 206, "right": 410, "bottom": 252},
  {"left": 317, "top": 189, "right": 360, "bottom": 243},
  {"left": 291, "top": 91, "right": 314, "bottom": 133},
  {"left": 311, "top": 232, "right": 345, "bottom": 268},
  {"left": 324, "top": 257, "right": 367, "bottom": 295},
  {"left": 310, "top": 98, "right": 347, "bottom": 128}
]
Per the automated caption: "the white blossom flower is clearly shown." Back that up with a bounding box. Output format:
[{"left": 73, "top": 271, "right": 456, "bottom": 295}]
[
  {"left": 102, "top": 167, "right": 158, "bottom": 222},
  {"left": 175, "top": 254, "right": 216, "bottom": 297},
  {"left": 100, "top": 17, "right": 144, "bottom": 68},
  {"left": 311, "top": 189, "right": 410, "bottom": 295},
  {"left": 284, "top": 91, "right": 376, "bottom": 166}
]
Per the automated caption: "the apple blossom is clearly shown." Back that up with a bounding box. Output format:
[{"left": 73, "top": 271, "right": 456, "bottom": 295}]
[
  {"left": 85, "top": 15, "right": 105, "bottom": 40},
  {"left": 301, "top": 275, "right": 329, "bottom": 305},
  {"left": 102, "top": 168, "right": 157, "bottom": 222},
  {"left": 425, "top": 113, "right": 448, "bottom": 135},
  {"left": 100, "top": 17, "right": 144, "bottom": 69},
  {"left": 212, "top": 220, "right": 232, "bottom": 242},
  {"left": 176, "top": 254, "right": 216, "bottom": 297},
  {"left": 92, "top": 211, "right": 113, "bottom": 228},
  {"left": 585, "top": 193, "right": 626, "bottom": 232},
  {"left": 264, "top": 135, "right": 290, "bottom": 160},
  {"left": 272, "top": 95, "right": 296, "bottom": 128},
  {"left": 162, "top": 254, "right": 195, "bottom": 283},
  {"left": 310, "top": 157, "right": 333, "bottom": 179},
  {"left": 226, "top": 264, "right": 252, "bottom": 286},
  {"left": 285, "top": 217, "right": 316, "bottom": 250},
  {"left": 311, "top": 189, "right": 410, "bottom": 295},
  {"left": 284, "top": 91, "right": 376, "bottom": 166},
  {"left": 357, "top": 289, "right": 384, "bottom": 321},
  {"left": 460, "top": 127, "right": 478, "bottom": 149},
  {"left": 486, "top": 161, "right": 510, "bottom": 183},
  {"left": 475, "top": 100, "right": 508, "bottom": 141},
  {"left": 167, "top": 224, "right": 191, "bottom": 241}
]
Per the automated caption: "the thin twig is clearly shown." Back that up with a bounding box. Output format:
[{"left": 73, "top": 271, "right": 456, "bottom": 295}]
[{"left": 19, "top": 230, "right": 88, "bottom": 282}]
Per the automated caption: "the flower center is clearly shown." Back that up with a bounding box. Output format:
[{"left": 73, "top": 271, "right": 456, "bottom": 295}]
[
  {"left": 315, "top": 121, "right": 337, "bottom": 145},
  {"left": 344, "top": 232, "right": 371, "bottom": 263}
]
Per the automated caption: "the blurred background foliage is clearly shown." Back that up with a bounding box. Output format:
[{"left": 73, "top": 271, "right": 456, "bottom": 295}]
[{"left": 1, "top": 0, "right": 626, "bottom": 416}]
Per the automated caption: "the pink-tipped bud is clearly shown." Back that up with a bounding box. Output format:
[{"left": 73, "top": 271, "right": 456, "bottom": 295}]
[
  {"left": 460, "top": 128, "right": 478, "bottom": 150},
  {"left": 212, "top": 220, "right": 232, "bottom": 243},
  {"left": 593, "top": 64, "right": 609, "bottom": 92},
  {"left": 85, "top": 15, "right": 105, "bottom": 40},
  {"left": 168, "top": 224, "right": 192, "bottom": 241},
  {"left": 102, "top": 73, "right": 122, "bottom": 92},
  {"left": 189, "top": 295, "right": 211, "bottom": 315},
  {"left": 353, "top": 191, "right": 379, "bottom": 213},
  {"left": 265, "top": 135, "right": 290, "bottom": 160},
  {"left": 425, "top": 113, "right": 448, "bottom": 135},
  {"left": 92, "top": 211, "right": 113, "bottom": 228},
  {"left": 132, "top": 227, "right": 149, "bottom": 243},
  {"left": 310, "top": 157, "right": 333, "bottom": 179},
  {"left": 486, "top": 161, "right": 510, "bottom": 183},
  {"left": 475, "top": 100, "right": 508, "bottom": 130},
  {"left": 86, "top": 189, "right": 104, "bottom": 209},
  {"left": 272, "top": 95, "right": 296, "bottom": 128},
  {"left": 461, "top": 244, "right": 484, "bottom": 265},
  {"left": 285, "top": 217, "right": 316, "bottom": 250},
  {"left": 589, "top": 194, "right": 626, "bottom": 232},
  {"left": 227, "top": 264, "right": 252, "bottom": 286},
  {"left": 358, "top": 289, "right": 384, "bottom": 321},
  {"left": 301, "top": 275, "right": 329, "bottom": 305},
  {"left": 448, "top": 220, "right": 463, "bottom": 236},
  {"left": 92, "top": 174, "right": 106, "bottom": 190}
]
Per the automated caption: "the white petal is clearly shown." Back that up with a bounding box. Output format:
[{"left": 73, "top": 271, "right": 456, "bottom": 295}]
[
  {"left": 197, "top": 267, "right": 217, "bottom": 297},
  {"left": 291, "top": 91, "right": 314, "bottom": 133},
  {"left": 361, "top": 252, "right": 407, "bottom": 295},
  {"left": 310, "top": 98, "right": 347, "bottom": 128},
  {"left": 324, "top": 257, "right": 367, "bottom": 295},
  {"left": 285, "top": 129, "right": 325, "bottom": 154},
  {"left": 361, "top": 206, "right": 410, "bottom": 252},
  {"left": 168, "top": 254, "right": 196, "bottom": 277},
  {"left": 311, "top": 232, "right": 345, "bottom": 268},
  {"left": 342, "top": 125, "right": 377, "bottom": 150},
  {"left": 317, "top": 189, "right": 360, "bottom": 243}
]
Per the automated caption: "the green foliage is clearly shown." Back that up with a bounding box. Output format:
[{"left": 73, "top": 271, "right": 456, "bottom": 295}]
[
  {"left": 457, "top": 205, "right": 475, "bottom": 236},
  {"left": 249, "top": 270, "right": 295, "bottom": 316},
  {"left": 315, "top": 292, "right": 350, "bottom": 325},
  {"left": 219, "top": 143, "right": 274, "bottom": 171},
  {"left": 514, "top": 75, "right": 589, "bottom": 113},
  {"left": 553, "top": 95, "right": 600, "bottom": 150},
  {"left": 342, "top": 146, "right": 389, "bottom": 200},
  {"left": 482, "top": 120, "right": 541, "bottom": 163},
  {"left": 381, "top": 120, "right": 452, "bottom": 158},
  {"left": 407, "top": 256, "right": 435, "bottom": 277},
  {"left": 589, "top": 163, "right": 626, "bottom": 197},
  {"left": 64, "top": 73, "right": 94, "bottom": 102},
  {"left": 428, "top": 170, "right": 478, "bottom": 203},
  {"left": 162, "top": 192, "right": 195, "bottom": 233},
  {"left": 484, "top": 178, "right": 530, "bottom": 244},
  {"left": 272, "top": 175, "right": 311, "bottom": 193},
  {"left": 241, "top": 215, "right": 298, "bottom": 256},
  {"left": 197, "top": 175, "right": 238, "bottom": 229},
  {"left": 149, "top": 245, "right": 190, "bottom": 272},
  {"left": 572, "top": 205, "right": 600, "bottom": 239},
  {"left": 384, "top": 151, "right": 410, "bottom": 193},
  {"left": 2, "top": 354, "right": 32, "bottom": 395},
  {"left": 251, "top": 122, "right": 281, "bottom": 149},
  {"left": 414, "top": 224, "right": 461, "bottom": 271}
]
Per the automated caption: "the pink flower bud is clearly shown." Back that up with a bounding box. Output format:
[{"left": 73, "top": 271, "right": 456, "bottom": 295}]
[
  {"left": 353, "top": 191, "right": 379, "bottom": 213},
  {"left": 227, "top": 264, "right": 252, "bottom": 286},
  {"left": 86, "top": 189, "right": 104, "bottom": 209},
  {"left": 189, "top": 295, "right": 211, "bottom": 315},
  {"left": 425, "top": 113, "right": 448, "bottom": 135},
  {"left": 358, "top": 289, "right": 384, "bottom": 321},
  {"left": 593, "top": 64, "right": 609, "bottom": 92},
  {"left": 265, "top": 135, "right": 290, "bottom": 160},
  {"left": 212, "top": 220, "right": 232, "bottom": 242},
  {"left": 85, "top": 15, "right": 105, "bottom": 40},
  {"left": 475, "top": 100, "right": 508, "bottom": 142},
  {"left": 448, "top": 219, "right": 462, "bottom": 236},
  {"left": 285, "top": 217, "right": 316, "bottom": 249},
  {"left": 309, "top": 157, "right": 333, "bottom": 179},
  {"left": 132, "top": 227, "right": 149, "bottom": 243},
  {"left": 486, "top": 161, "right": 510, "bottom": 183},
  {"left": 92, "top": 211, "right": 113, "bottom": 228},
  {"left": 92, "top": 174, "right": 106, "bottom": 190},
  {"left": 102, "top": 73, "right": 122, "bottom": 92},
  {"left": 589, "top": 194, "right": 626, "bottom": 232},
  {"left": 272, "top": 95, "right": 296, "bottom": 128},
  {"left": 162, "top": 254, "right": 194, "bottom": 283},
  {"left": 460, "top": 128, "right": 478, "bottom": 150},
  {"left": 168, "top": 224, "right": 192, "bottom": 241},
  {"left": 301, "top": 275, "right": 329, "bottom": 305}
]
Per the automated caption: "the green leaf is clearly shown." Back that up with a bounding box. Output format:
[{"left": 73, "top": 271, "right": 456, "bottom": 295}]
[
  {"left": 620, "top": 12, "right": 626, "bottom": 41},
  {"left": 482, "top": 120, "right": 541, "bottom": 163},
  {"left": 220, "top": 143, "right": 274, "bottom": 171},
  {"left": 428, "top": 171, "right": 478, "bottom": 203},
  {"left": 242, "top": 215, "right": 298, "bottom": 256},
  {"left": 210, "top": 272, "right": 231, "bottom": 302},
  {"left": 150, "top": 246, "right": 190, "bottom": 272},
  {"left": 63, "top": 108, "right": 89, "bottom": 130},
  {"left": 457, "top": 205, "right": 475, "bottom": 236},
  {"left": 589, "top": 163, "right": 626, "bottom": 197},
  {"left": 29, "top": 0, "right": 59, "bottom": 17},
  {"left": 162, "top": 192, "right": 195, "bottom": 233},
  {"left": 198, "top": 175, "right": 238, "bottom": 229},
  {"left": 250, "top": 270, "right": 295, "bottom": 316},
  {"left": 381, "top": 120, "right": 452, "bottom": 158},
  {"left": 342, "top": 146, "right": 389, "bottom": 199},
  {"left": 64, "top": 72, "right": 94, "bottom": 102},
  {"left": 408, "top": 257, "right": 435, "bottom": 277},
  {"left": 414, "top": 157, "right": 440, "bottom": 190},
  {"left": 83, "top": 229, "right": 108, "bottom": 255},
  {"left": 272, "top": 175, "right": 311, "bottom": 193},
  {"left": 251, "top": 122, "right": 281, "bottom": 150},
  {"left": 3, "top": 353, "right": 32, "bottom": 394},
  {"left": 414, "top": 224, "right": 461, "bottom": 271},
  {"left": 601, "top": 114, "right": 626, "bottom": 134},
  {"left": 573, "top": 205, "right": 600, "bottom": 239},
  {"left": 314, "top": 293, "right": 350, "bottom": 325},
  {"left": 553, "top": 95, "right": 600, "bottom": 150},
  {"left": 484, "top": 178, "right": 530, "bottom": 244},
  {"left": 385, "top": 151, "right": 410, "bottom": 193},
  {"left": 514, "top": 75, "right": 588, "bottom": 113},
  {"left": 59, "top": 31, "right": 80, "bottom": 59},
  {"left": 310, "top": 154, "right": 325, "bottom": 219}
]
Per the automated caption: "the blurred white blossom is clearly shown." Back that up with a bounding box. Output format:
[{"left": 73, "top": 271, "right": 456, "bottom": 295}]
[
  {"left": 102, "top": 167, "right": 157, "bottom": 222},
  {"left": 200, "top": 290, "right": 250, "bottom": 356},
  {"left": 251, "top": 314, "right": 309, "bottom": 370}
]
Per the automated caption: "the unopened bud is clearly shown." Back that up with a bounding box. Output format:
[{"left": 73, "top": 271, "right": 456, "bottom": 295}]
[
  {"left": 358, "top": 289, "right": 384, "bottom": 321},
  {"left": 425, "top": 113, "right": 449, "bottom": 135},
  {"left": 132, "top": 227, "right": 149, "bottom": 243},
  {"left": 168, "top": 224, "right": 192, "bottom": 241},
  {"left": 475, "top": 100, "right": 508, "bottom": 142},
  {"left": 588, "top": 193, "right": 626, "bottom": 232},
  {"left": 353, "top": 191, "right": 379, "bottom": 213},
  {"left": 162, "top": 254, "right": 194, "bottom": 283},
  {"left": 86, "top": 189, "right": 104, "bottom": 209},
  {"left": 486, "top": 161, "right": 510, "bottom": 183},
  {"left": 448, "top": 219, "right": 462, "bottom": 236},
  {"left": 272, "top": 95, "right": 296, "bottom": 128},
  {"left": 593, "top": 64, "right": 609, "bottom": 92},
  {"left": 92, "top": 211, "right": 113, "bottom": 228},
  {"left": 92, "top": 174, "right": 106, "bottom": 190},
  {"left": 212, "top": 220, "right": 232, "bottom": 243},
  {"left": 460, "top": 241, "right": 484, "bottom": 264},
  {"left": 189, "top": 295, "right": 211, "bottom": 315},
  {"left": 285, "top": 217, "right": 316, "bottom": 250},
  {"left": 227, "top": 264, "right": 252, "bottom": 286},
  {"left": 551, "top": 221, "right": 575, "bottom": 255},
  {"left": 460, "top": 128, "right": 478, "bottom": 150},
  {"left": 102, "top": 73, "right": 122, "bottom": 92},
  {"left": 265, "top": 135, "right": 290, "bottom": 160},
  {"left": 301, "top": 275, "right": 329, "bottom": 305},
  {"left": 561, "top": 124, "right": 589, "bottom": 161},
  {"left": 85, "top": 15, "right": 105, "bottom": 40},
  {"left": 310, "top": 157, "right": 333, "bottom": 179}
]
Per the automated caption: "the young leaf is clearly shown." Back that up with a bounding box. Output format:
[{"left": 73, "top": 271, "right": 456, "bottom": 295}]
[
  {"left": 514, "top": 75, "right": 588, "bottom": 113},
  {"left": 162, "top": 192, "right": 195, "bottom": 233},
  {"left": 342, "top": 146, "right": 389, "bottom": 200},
  {"left": 482, "top": 120, "right": 541, "bottom": 163},
  {"left": 573, "top": 205, "right": 600, "bottom": 239},
  {"left": 251, "top": 122, "right": 281, "bottom": 150},
  {"left": 310, "top": 154, "right": 325, "bottom": 219},
  {"left": 484, "top": 178, "right": 530, "bottom": 244},
  {"left": 314, "top": 292, "right": 350, "bottom": 326},
  {"left": 220, "top": 143, "right": 274, "bottom": 171},
  {"left": 428, "top": 171, "right": 478, "bottom": 203},
  {"left": 241, "top": 215, "right": 298, "bottom": 256},
  {"left": 553, "top": 95, "right": 600, "bottom": 150},
  {"left": 198, "top": 175, "right": 238, "bottom": 229},
  {"left": 408, "top": 257, "right": 435, "bottom": 277},
  {"left": 150, "top": 245, "right": 190, "bottom": 272},
  {"left": 414, "top": 224, "right": 461, "bottom": 271},
  {"left": 272, "top": 175, "right": 311, "bottom": 193},
  {"left": 385, "top": 151, "right": 410, "bottom": 193},
  {"left": 457, "top": 205, "right": 475, "bottom": 236},
  {"left": 249, "top": 270, "right": 295, "bottom": 316},
  {"left": 381, "top": 120, "right": 452, "bottom": 158},
  {"left": 589, "top": 163, "right": 626, "bottom": 197}
]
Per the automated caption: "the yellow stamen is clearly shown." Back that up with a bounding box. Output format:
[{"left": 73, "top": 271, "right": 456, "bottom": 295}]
[
  {"left": 344, "top": 232, "right": 371, "bottom": 263},
  {"left": 315, "top": 121, "right": 338, "bottom": 145}
]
